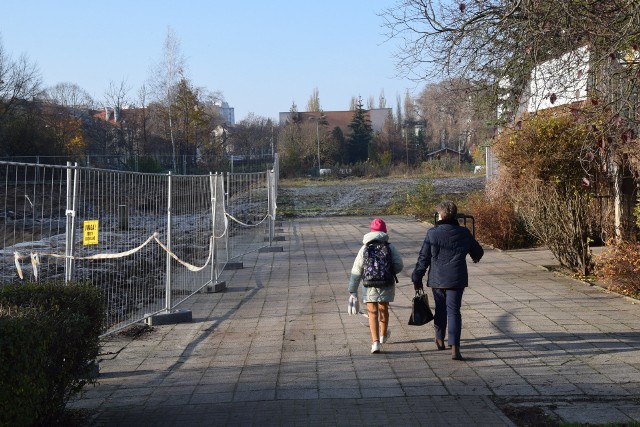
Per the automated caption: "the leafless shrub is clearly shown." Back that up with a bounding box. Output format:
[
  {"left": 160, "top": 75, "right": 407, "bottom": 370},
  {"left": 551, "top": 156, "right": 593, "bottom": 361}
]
[{"left": 514, "top": 181, "right": 593, "bottom": 275}]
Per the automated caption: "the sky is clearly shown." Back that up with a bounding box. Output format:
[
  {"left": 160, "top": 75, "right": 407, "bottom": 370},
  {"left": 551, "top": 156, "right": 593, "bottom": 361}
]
[{"left": 0, "top": 1, "right": 422, "bottom": 122}]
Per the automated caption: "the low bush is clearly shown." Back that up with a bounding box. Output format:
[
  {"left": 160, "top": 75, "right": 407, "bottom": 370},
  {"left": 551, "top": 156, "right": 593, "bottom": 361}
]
[
  {"left": 128, "top": 155, "right": 164, "bottom": 173},
  {"left": 0, "top": 281, "right": 104, "bottom": 426},
  {"left": 467, "top": 193, "right": 536, "bottom": 250},
  {"left": 0, "top": 309, "right": 50, "bottom": 426},
  {"left": 595, "top": 241, "right": 640, "bottom": 298},
  {"left": 387, "top": 178, "right": 437, "bottom": 221}
]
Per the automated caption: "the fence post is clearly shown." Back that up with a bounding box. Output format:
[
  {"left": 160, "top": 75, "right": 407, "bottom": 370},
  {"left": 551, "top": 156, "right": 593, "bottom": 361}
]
[
  {"left": 209, "top": 172, "right": 217, "bottom": 285},
  {"left": 204, "top": 172, "right": 226, "bottom": 293},
  {"left": 165, "top": 171, "right": 172, "bottom": 311},
  {"left": 64, "top": 162, "right": 79, "bottom": 283},
  {"left": 273, "top": 153, "right": 279, "bottom": 194},
  {"left": 268, "top": 171, "right": 274, "bottom": 246},
  {"left": 226, "top": 172, "right": 230, "bottom": 262},
  {"left": 145, "top": 170, "right": 192, "bottom": 326}
]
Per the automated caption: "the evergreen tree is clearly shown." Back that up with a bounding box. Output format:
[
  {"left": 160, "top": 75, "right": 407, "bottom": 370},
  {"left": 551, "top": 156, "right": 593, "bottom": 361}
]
[
  {"left": 395, "top": 94, "right": 403, "bottom": 133},
  {"left": 330, "top": 126, "right": 347, "bottom": 164},
  {"left": 346, "top": 97, "right": 373, "bottom": 163},
  {"left": 288, "top": 102, "right": 301, "bottom": 124}
]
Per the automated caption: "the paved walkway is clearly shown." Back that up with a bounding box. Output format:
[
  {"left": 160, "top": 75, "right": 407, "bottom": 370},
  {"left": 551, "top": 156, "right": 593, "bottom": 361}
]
[{"left": 70, "top": 216, "right": 640, "bottom": 426}]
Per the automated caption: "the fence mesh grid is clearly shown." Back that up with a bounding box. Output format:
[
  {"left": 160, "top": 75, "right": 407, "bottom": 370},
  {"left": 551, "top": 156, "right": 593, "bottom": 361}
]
[{"left": 0, "top": 159, "right": 278, "bottom": 335}]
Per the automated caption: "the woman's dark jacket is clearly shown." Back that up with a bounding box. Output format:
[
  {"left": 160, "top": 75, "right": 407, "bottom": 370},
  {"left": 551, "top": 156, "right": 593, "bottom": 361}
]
[{"left": 411, "top": 219, "right": 484, "bottom": 289}]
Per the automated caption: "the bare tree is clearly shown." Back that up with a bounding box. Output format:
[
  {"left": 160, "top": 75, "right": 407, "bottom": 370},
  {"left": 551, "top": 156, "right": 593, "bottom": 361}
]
[
  {"left": 0, "top": 36, "right": 43, "bottom": 156},
  {"left": 306, "top": 87, "right": 321, "bottom": 112},
  {"left": 416, "top": 79, "right": 493, "bottom": 153},
  {"left": 381, "top": 1, "right": 640, "bottom": 124},
  {"left": 395, "top": 94, "right": 403, "bottom": 132},
  {"left": 44, "top": 82, "right": 94, "bottom": 109},
  {"left": 367, "top": 95, "right": 375, "bottom": 110},
  {"left": 378, "top": 90, "right": 387, "bottom": 109},
  {"left": 136, "top": 84, "right": 150, "bottom": 154},
  {"left": 101, "top": 79, "right": 133, "bottom": 160},
  {"left": 0, "top": 35, "right": 42, "bottom": 123},
  {"left": 149, "top": 27, "right": 185, "bottom": 171},
  {"left": 349, "top": 96, "right": 358, "bottom": 111},
  {"left": 382, "top": 0, "right": 640, "bottom": 242},
  {"left": 228, "top": 114, "right": 275, "bottom": 156},
  {"left": 374, "top": 110, "right": 403, "bottom": 162},
  {"left": 104, "top": 79, "right": 130, "bottom": 122},
  {"left": 403, "top": 89, "right": 416, "bottom": 122}
]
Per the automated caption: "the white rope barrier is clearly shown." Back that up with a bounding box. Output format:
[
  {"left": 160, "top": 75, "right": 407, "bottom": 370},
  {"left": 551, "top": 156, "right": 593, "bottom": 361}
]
[
  {"left": 12, "top": 209, "right": 275, "bottom": 281},
  {"left": 152, "top": 235, "right": 214, "bottom": 272},
  {"left": 13, "top": 232, "right": 215, "bottom": 280},
  {"left": 214, "top": 216, "right": 229, "bottom": 239},
  {"left": 13, "top": 213, "right": 275, "bottom": 281},
  {"left": 224, "top": 212, "right": 273, "bottom": 228}
]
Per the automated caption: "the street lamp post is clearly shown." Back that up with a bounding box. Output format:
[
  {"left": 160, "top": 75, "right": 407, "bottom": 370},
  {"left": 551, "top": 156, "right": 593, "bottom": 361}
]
[
  {"left": 309, "top": 116, "right": 321, "bottom": 176},
  {"left": 405, "top": 127, "right": 409, "bottom": 169},
  {"left": 316, "top": 120, "right": 321, "bottom": 176}
]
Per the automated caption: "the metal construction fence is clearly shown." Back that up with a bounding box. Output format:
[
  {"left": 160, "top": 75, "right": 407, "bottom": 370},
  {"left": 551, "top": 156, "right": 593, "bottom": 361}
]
[
  {"left": 0, "top": 156, "right": 279, "bottom": 335},
  {"left": 0, "top": 153, "right": 277, "bottom": 175}
]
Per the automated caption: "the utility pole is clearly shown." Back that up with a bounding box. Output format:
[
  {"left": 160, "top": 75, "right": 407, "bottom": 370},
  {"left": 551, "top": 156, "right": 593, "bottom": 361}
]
[
  {"left": 309, "top": 116, "right": 321, "bottom": 176},
  {"left": 316, "top": 119, "right": 320, "bottom": 175},
  {"left": 405, "top": 127, "right": 409, "bottom": 170}
]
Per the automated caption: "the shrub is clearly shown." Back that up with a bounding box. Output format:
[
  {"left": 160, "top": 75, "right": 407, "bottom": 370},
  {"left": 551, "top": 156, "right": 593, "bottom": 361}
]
[
  {"left": 128, "top": 156, "right": 164, "bottom": 173},
  {"left": 467, "top": 193, "right": 535, "bottom": 250},
  {"left": 493, "top": 112, "right": 589, "bottom": 184},
  {"left": 595, "top": 241, "right": 640, "bottom": 298},
  {"left": 492, "top": 112, "right": 598, "bottom": 274},
  {"left": 0, "top": 281, "right": 104, "bottom": 425},
  {"left": 635, "top": 193, "right": 640, "bottom": 232},
  {"left": 387, "top": 178, "right": 437, "bottom": 221},
  {"left": 0, "top": 309, "right": 50, "bottom": 426}
]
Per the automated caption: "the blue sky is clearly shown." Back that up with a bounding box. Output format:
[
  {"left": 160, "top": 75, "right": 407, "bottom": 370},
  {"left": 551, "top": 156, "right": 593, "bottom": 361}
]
[{"left": 0, "top": 1, "right": 421, "bottom": 121}]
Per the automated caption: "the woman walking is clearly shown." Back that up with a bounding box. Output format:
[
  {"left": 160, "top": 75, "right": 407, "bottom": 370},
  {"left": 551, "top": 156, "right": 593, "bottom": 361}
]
[{"left": 412, "top": 201, "right": 483, "bottom": 360}]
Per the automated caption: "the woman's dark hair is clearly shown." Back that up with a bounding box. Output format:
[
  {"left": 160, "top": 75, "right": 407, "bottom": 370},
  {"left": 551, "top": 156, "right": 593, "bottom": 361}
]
[{"left": 436, "top": 200, "right": 457, "bottom": 221}]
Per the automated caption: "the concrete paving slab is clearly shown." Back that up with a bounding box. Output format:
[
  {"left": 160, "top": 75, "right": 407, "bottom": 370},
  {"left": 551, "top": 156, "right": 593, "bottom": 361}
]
[{"left": 70, "top": 216, "right": 640, "bottom": 426}]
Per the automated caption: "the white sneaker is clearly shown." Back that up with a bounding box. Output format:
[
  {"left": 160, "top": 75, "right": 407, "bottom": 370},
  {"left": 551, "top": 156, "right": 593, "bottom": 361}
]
[
  {"left": 371, "top": 341, "right": 381, "bottom": 354},
  {"left": 380, "top": 329, "right": 391, "bottom": 344}
]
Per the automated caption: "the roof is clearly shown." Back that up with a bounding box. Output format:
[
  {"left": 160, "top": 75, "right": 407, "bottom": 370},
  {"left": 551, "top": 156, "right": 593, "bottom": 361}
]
[
  {"left": 425, "top": 147, "right": 462, "bottom": 159},
  {"left": 279, "top": 108, "right": 392, "bottom": 134}
]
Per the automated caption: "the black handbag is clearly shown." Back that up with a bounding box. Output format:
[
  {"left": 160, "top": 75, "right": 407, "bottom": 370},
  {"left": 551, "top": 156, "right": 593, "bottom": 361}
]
[{"left": 408, "top": 289, "right": 434, "bottom": 326}]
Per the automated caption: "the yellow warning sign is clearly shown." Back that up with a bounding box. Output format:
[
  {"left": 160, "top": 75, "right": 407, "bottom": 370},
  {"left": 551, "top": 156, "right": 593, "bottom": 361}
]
[{"left": 83, "top": 220, "right": 99, "bottom": 245}]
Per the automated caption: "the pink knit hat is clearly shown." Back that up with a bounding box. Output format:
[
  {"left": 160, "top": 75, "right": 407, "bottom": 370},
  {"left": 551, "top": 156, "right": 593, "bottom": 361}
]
[{"left": 370, "top": 218, "right": 387, "bottom": 233}]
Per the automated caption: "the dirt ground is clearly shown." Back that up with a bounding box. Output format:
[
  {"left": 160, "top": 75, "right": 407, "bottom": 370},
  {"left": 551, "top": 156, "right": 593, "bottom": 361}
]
[{"left": 278, "top": 175, "right": 486, "bottom": 217}]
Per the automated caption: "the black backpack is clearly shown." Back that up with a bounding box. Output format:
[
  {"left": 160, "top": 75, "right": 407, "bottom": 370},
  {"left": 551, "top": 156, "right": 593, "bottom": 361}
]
[{"left": 362, "top": 240, "right": 398, "bottom": 287}]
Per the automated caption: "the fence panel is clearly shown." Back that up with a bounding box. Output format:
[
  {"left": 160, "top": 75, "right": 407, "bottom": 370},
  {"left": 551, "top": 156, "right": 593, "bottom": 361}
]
[
  {"left": 0, "top": 162, "right": 68, "bottom": 283},
  {"left": 165, "top": 173, "right": 216, "bottom": 307},
  {"left": 71, "top": 168, "right": 169, "bottom": 330},
  {"left": 1, "top": 161, "right": 278, "bottom": 336},
  {"left": 225, "top": 172, "right": 271, "bottom": 260}
]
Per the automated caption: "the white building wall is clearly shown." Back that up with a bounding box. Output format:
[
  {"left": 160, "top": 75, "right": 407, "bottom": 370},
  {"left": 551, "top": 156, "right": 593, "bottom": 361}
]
[
  {"left": 527, "top": 46, "right": 590, "bottom": 112},
  {"left": 487, "top": 46, "right": 591, "bottom": 180},
  {"left": 215, "top": 101, "right": 235, "bottom": 125}
]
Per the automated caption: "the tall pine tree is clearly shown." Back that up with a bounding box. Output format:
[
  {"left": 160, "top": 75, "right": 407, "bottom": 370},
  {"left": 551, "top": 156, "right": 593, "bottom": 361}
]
[{"left": 346, "top": 97, "right": 373, "bottom": 163}]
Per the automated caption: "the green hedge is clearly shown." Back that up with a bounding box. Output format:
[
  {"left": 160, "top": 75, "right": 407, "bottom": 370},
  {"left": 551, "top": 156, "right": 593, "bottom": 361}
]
[{"left": 0, "top": 281, "right": 104, "bottom": 426}]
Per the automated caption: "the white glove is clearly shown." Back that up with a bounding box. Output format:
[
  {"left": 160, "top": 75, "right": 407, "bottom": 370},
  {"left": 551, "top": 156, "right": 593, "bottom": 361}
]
[{"left": 348, "top": 294, "right": 359, "bottom": 315}]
